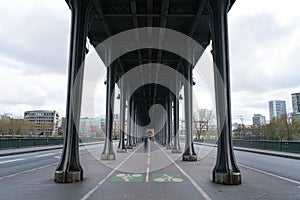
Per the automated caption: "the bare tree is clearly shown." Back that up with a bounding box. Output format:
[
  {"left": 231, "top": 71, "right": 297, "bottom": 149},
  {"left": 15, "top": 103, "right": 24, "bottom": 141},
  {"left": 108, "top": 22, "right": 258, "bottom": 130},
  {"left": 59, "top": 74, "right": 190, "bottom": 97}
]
[{"left": 193, "top": 109, "right": 214, "bottom": 140}]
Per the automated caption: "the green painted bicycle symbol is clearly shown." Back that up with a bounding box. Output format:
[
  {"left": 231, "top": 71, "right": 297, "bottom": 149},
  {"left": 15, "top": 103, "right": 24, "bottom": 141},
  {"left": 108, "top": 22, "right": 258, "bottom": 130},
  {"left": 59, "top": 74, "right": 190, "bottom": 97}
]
[
  {"left": 152, "top": 174, "right": 184, "bottom": 183},
  {"left": 110, "top": 173, "right": 143, "bottom": 182}
]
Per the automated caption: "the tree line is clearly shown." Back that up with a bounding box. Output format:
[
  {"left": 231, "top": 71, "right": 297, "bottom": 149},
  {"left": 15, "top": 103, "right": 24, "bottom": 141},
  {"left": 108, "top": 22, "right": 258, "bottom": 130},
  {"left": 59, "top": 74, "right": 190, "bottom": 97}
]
[
  {"left": 0, "top": 119, "right": 54, "bottom": 136},
  {"left": 234, "top": 113, "right": 300, "bottom": 141}
]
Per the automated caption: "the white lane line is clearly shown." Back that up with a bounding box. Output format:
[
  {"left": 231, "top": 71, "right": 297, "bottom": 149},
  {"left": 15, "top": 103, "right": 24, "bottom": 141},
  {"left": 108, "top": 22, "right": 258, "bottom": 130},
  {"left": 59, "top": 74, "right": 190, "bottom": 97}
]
[
  {"left": 54, "top": 156, "right": 60, "bottom": 159},
  {"left": 0, "top": 163, "right": 57, "bottom": 180},
  {"left": 0, "top": 158, "right": 25, "bottom": 164},
  {"left": 239, "top": 164, "right": 300, "bottom": 186},
  {"left": 146, "top": 167, "right": 150, "bottom": 183},
  {"left": 35, "top": 153, "right": 55, "bottom": 158},
  {"left": 145, "top": 142, "right": 151, "bottom": 183},
  {"left": 80, "top": 144, "right": 143, "bottom": 200},
  {"left": 155, "top": 142, "right": 212, "bottom": 200}
]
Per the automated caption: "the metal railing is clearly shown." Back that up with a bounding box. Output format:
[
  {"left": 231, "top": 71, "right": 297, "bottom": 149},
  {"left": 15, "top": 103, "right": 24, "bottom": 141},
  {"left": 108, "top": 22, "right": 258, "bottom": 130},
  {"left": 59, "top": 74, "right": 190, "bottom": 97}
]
[
  {"left": 0, "top": 137, "right": 104, "bottom": 149},
  {"left": 233, "top": 139, "right": 300, "bottom": 153},
  {"left": 194, "top": 138, "right": 300, "bottom": 153}
]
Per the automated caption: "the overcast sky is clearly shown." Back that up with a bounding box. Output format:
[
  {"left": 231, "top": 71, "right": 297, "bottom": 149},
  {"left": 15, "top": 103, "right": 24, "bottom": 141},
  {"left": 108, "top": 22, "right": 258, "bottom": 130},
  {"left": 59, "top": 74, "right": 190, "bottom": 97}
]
[{"left": 0, "top": 0, "right": 299, "bottom": 124}]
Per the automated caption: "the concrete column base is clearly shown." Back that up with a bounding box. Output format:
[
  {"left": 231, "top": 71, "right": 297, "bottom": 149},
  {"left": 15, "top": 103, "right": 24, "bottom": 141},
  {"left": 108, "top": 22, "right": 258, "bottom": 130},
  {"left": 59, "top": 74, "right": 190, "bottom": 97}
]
[
  {"left": 172, "top": 148, "right": 182, "bottom": 153},
  {"left": 101, "top": 153, "right": 116, "bottom": 160},
  {"left": 54, "top": 170, "right": 83, "bottom": 183},
  {"left": 182, "top": 154, "right": 197, "bottom": 161},
  {"left": 117, "top": 149, "right": 127, "bottom": 153},
  {"left": 213, "top": 172, "right": 242, "bottom": 185}
]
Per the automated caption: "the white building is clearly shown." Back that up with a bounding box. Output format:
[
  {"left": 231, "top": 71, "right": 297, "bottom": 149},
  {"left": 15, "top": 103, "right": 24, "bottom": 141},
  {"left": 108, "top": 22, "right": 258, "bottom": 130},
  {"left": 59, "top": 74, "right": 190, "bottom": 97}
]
[
  {"left": 268, "top": 100, "right": 286, "bottom": 120},
  {"left": 24, "top": 110, "right": 59, "bottom": 136},
  {"left": 252, "top": 114, "right": 266, "bottom": 127}
]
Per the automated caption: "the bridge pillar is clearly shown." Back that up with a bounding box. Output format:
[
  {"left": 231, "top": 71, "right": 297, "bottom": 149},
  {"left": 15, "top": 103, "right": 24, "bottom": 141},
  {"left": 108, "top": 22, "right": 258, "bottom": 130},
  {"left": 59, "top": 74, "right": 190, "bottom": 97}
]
[
  {"left": 131, "top": 100, "right": 139, "bottom": 143},
  {"left": 130, "top": 99, "right": 136, "bottom": 147},
  {"left": 101, "top": 65, "right": 116, "bottom": 160},
  {"left": 126, "top": 97, "right": 134, "bottom": 149},
  {"left": 182, "top": 65, "right": 197, "bottom": 161},
  {"left": 163, "top": 113, "right": 167, "bottom": 147},
  {"left": 166, "top": 95, "right": 172, "bottom": 149},
  {"left": 117, "top": 78, "right": 127, "bottom": 153},
  {"left": 54, "top": 0, "right": 93, "bottom": 183},
  {"left": 208, "top": 0, "right": 242, "bottom": 185},
  {"left": 134, "top": 106, "right": 139, "bottom": 143},
  {"left": 172, "top": 93, "right": 181, "bottom": 153}
]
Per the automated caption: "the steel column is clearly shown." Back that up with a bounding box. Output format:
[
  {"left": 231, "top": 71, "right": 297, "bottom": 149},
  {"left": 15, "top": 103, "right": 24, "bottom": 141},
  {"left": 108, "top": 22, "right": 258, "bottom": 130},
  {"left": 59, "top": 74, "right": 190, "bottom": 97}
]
[
  {"left": 166, "top": 95, "right": 172, "bottom": 149},
  {"left": 208, "top": 0, "right": 241, "bottom": 185},
  {"left": 172, "top": 93, "right": 181, "bottom": 153},
  {"left": 117, "top": 78, "right": 127, "bottom": 153},
  {"left": 130, "top": 98, "right": 136, "bottom": 147},
  {"left": 101, "top": 65, "right": 116, "bottom": 160},
  {"left": 54, "top": 0, "right": 93, "bottom": 183},
  {"left": 182, "top": 65, "right": 197, "bottom": 161}
]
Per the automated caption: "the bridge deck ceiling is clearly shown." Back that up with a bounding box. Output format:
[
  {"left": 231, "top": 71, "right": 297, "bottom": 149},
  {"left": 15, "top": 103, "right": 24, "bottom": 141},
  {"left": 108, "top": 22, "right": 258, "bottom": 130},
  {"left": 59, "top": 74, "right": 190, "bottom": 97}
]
[{"left": 80, "top": 0, "right": 235, "bottom": 113}]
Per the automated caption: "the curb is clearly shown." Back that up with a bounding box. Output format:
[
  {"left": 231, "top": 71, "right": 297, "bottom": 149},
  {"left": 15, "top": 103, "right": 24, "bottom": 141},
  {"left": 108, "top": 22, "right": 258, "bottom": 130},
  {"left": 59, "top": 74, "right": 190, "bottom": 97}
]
[
  {"left": 0, "top": 141, "right": 104, "bottom": 157},
  {"left": 194, "top": 142, "right": 300, "bottom": 160}
]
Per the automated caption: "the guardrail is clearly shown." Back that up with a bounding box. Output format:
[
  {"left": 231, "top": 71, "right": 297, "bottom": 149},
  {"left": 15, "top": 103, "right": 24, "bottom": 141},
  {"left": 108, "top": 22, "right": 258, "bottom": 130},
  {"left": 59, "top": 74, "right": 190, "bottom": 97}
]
[
  {"left": 233, "top": 139, "right": 300, "bottom": 153},
  {"left": 0, "top": 137, "right": 104, "bottom": 149},
  {"left": 194, "top": 139, "right": 300, "bottom": 153}
]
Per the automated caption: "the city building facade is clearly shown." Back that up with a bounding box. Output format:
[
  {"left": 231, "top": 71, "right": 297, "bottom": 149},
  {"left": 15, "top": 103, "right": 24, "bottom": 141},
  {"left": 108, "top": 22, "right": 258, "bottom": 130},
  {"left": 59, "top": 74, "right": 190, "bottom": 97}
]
[
  {"left": 79, "top": 118, "right": 100, "bottom": 137},
  {"left": 252, "top": 114, "right": 266, "bottom": 127},
  {"left": 291, "top": 93, "right": 300, "bottom": 113},
  {"left": 24, "top": 110, "right": 59, "bottom": 136},
  {"left": 0, "top": 113, "right": 12, "bottom": 120},
  {"left": 269, "top": 100, "right": 286, "bottom": 120}
]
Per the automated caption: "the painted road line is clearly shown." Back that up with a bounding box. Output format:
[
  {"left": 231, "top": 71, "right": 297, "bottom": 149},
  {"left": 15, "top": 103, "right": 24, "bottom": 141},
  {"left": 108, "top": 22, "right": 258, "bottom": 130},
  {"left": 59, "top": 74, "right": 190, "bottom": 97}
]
[
  {"left": 80, "top": 144, "right": 143, "bottom": 200},
  {"left": 0, "top": 163, "right": 57, "bottom": 180},
  {"left": 146, "top": 141, "right": 151, "bottom": 183},
  {"left": 35, "top": 153, "right": 55, "bottom": 158},
  {"left": 0, "top": 158, "right": 25, "bottom": 164},
  {"left": 239, "top": 164, "right": 300, "bottom": 186},
  {"left": 146, "top": 167, "right": 150, "bottom": 183},
  {"left": 155, "top": 142, "right": 212, "bottom": 200},
  {"left": 54, "top": 156, "right": 60, "bottom": 159}
]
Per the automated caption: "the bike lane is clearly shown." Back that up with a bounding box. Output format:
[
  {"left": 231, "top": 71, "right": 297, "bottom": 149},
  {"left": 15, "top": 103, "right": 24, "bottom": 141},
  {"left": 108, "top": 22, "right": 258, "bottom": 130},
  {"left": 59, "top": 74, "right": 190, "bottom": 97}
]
[{"left": 81, "top": 140, "right": 211, "bottom": 200}]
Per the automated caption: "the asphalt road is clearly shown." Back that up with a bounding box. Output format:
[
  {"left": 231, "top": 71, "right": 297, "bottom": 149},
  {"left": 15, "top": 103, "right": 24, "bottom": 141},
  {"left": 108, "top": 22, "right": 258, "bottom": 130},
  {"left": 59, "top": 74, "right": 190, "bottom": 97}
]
[
  {"left": 192, "top": 144, "right": 300, "bottom": 183},
  {"left": 1, "top": 142, "right": 300, "bottom": 184},
  {"left": 1, "top": 141, "right": 300, "bottom": 200},
  {"left": 0, "top": 144, "right": 103, "bottom": 178}
]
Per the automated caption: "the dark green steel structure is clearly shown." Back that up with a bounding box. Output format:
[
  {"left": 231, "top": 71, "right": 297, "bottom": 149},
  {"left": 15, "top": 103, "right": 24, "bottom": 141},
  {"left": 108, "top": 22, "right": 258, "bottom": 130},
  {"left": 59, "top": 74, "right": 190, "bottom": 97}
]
[{"left": 55, "top": 0, "right": 241, "bottom": 185}]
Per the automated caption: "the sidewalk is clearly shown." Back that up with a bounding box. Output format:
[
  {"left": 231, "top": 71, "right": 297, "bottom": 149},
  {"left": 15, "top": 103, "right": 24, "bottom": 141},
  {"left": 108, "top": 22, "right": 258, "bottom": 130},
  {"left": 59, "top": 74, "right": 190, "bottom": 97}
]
[{"left": 0, "top": 141, "right": 103, "bottom": 157}]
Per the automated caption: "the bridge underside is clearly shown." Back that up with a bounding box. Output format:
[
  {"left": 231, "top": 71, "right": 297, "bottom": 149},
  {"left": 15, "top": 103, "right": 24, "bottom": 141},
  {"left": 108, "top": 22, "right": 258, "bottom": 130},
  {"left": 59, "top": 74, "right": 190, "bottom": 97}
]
[{"left": 54, "top": 0, "right": 241, "bottom": 185}]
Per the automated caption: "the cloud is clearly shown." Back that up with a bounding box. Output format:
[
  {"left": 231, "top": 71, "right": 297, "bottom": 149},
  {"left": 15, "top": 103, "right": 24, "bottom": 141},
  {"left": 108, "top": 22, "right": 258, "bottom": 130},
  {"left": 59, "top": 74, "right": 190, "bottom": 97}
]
[
  {"left": 0, "top": 65, "right": 67, "bottom": 117},
  {"left": 0, "top": 0, "right": 300, "bottom": 125},
  {"left": 229, "top": 13, "right": 300, "bottom": 92},
  {"left": 0, "top": 0, "right": 70, "bottom": 74},
  {"left": 227, "top": 2, "right": 300, "bottom": 123}
]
